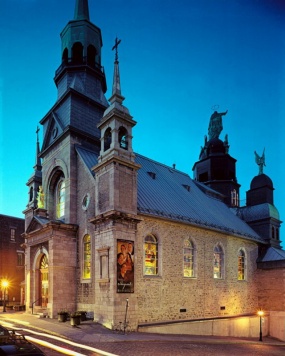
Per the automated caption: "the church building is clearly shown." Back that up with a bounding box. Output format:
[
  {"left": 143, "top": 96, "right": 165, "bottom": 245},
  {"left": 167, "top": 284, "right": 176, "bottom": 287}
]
[{"left": 22, "top": 0, "right": 285, "bottom": 337}]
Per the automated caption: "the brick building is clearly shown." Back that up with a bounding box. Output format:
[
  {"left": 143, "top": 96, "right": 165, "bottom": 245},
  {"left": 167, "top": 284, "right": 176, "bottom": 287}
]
[
  {"left": 22, "top": 0, "right": 285, "bottom": 338},
  {"left": 0, "top": 214, "right": 25, "bottom": 305}
]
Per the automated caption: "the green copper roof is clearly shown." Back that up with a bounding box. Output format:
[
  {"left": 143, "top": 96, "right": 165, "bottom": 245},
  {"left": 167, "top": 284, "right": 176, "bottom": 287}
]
[{"left": 74, "top": 0, "right": 90, "bottom": 21}]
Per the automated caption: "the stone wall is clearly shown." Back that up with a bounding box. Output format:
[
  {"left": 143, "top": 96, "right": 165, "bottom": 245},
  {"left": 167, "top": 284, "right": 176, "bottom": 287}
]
[{"left": 135, "top": 216, "right": 259, "bottom": 324}]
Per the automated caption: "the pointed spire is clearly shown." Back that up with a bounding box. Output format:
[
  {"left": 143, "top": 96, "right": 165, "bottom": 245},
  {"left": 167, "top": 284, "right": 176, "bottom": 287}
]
[
  {"left": 34, "top": 126, "right": 42, "bottom": 171},
  {"left": 74, "top": 0, "right": 90, "bottom": 21},
  {"left": 109, "top": 38, "right": 124, "bottom": 105}
]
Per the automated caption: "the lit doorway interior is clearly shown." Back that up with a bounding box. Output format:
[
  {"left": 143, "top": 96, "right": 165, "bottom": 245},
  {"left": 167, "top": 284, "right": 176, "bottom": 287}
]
[{"left": 40, "top": 255, "right": 49, "bottom": 308}]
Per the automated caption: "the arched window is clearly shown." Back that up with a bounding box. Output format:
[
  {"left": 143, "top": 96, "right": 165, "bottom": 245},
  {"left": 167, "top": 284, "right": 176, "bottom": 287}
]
[
  {"left": 62, "top": 48, "right": 68, "bottom": 65},
  {"left": 144, "top": 234, "right": 158, "bottom": 275},
  {"left": 118, "top": 127, "right": 128, "bottom": 150},
  {"left": 83, "top": 235, "right": 91, "bottom": 279},
  {"left": 238, "top": 249, "right": 245, "bottom": 280},
  {"left": 276, "top": 228, "right": 280, "bottom": 241},
  {"left": 56, "top": 179, "right": 65, "bottom": 219},
  {"left": 213, "top": 244, "right": 224, "bottom": 279},
  {"left": 87, "top": 45, "right": 97, "bottom": 67},
  {"left": 104, "top": 128, "right": 112, "bottom": 151},
  {"left": 29, "top": 187, "right": 33, "bottom": 202},
  {"left": 183, "top": 238, "right": 195, "bottom": 277},
  {"left": 72, "top": 42, "right": 83, "bottom": 64}
]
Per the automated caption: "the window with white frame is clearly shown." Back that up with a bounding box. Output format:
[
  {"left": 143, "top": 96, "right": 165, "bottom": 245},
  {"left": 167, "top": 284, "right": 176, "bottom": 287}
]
[
  {"left": 238, "top": 249, "right": 245, "bottom": 280},
  {"left": 183, "top": 238, "right": 195, "bottom": 277},
  {"left": 213, "top": 244, "right": 224, "bottom": 279},
  {"left": 144, "top": 234, "right": 158, "bottom": 276}
]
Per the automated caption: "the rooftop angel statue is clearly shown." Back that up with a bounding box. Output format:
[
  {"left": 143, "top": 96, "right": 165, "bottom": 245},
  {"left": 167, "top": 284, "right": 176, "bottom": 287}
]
[{"left": 254, "top": 149, "right": 265, "bottom": 175}]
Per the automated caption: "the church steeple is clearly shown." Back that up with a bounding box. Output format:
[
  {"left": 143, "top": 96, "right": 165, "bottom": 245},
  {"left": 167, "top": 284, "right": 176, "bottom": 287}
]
[
  {"left": 109, "top": 37, "right": 124, "bottom": 105},
  {"left": 74, "top": 0, "right": 90, "bottom": 21},
  {"left": 23, "top": 127, "right": 43, "bottom": 229},
  {"left": 97, "top": 38, "right": 137, "bottom": 164}
]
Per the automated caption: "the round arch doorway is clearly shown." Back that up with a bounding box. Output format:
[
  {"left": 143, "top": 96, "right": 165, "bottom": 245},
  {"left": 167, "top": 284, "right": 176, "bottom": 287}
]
[{"left": 39, "top": 254, "right": 49, "bottom": 308}]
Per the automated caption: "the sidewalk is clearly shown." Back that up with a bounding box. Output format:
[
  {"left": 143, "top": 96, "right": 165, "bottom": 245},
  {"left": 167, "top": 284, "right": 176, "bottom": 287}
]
[{"left": 0, "top": 310, "right": 284, "bottom": 347}]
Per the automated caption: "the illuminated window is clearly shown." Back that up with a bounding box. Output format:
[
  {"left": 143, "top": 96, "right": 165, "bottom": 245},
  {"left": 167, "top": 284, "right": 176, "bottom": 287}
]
[
  {"left": 17, "top": 253, "right": 24, "bottom": 266},
  {"left": 238, "top": 249, "right": 245, "bottom": 280},
  {"left": 10, "top": 229, "right": 15, "bottom": 241},
  {"left": 56, "top": 179, "right": 65, "bottom": 219},
  {"left": 183, "top": 238, "right": 195, "bottom": 277},
  {"left": 144, "top": 234, "right": 158, "bottom": 276},
  {"left": 213, "top": 245, "right": 224, "bottom": 279},
  {"left": 83, "top": 235, "right": 91, "bottom": 279}
]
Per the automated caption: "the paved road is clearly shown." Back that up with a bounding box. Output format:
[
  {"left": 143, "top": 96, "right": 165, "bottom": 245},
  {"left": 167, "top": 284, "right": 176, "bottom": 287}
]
[{"left": 1, "top": 312, "right": 285, "bottom": 356}]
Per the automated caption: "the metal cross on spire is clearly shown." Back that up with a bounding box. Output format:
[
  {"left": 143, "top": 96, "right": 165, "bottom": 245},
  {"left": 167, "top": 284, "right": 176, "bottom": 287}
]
[{"left": 112, "top": 37, "right": 121, "bottom": 62}]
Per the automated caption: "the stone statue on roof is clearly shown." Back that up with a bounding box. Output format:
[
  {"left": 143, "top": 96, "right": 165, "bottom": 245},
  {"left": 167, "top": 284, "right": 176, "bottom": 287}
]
[
  {"left": 208, "top": 110, "right": 228, "bottom": 140},
  {"left": 254, "top": 149, "right": 266, "bottom": 175}
]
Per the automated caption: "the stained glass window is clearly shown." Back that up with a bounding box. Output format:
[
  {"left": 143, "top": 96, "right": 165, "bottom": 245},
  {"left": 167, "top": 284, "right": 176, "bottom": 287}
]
[
  {"left": 144, "top": 234, "right": 158, "bottom": 276},
  {"left": 56, "top": 180, "right": 65, "bottom": 219},
  {"left": 83, "top": 235, "right": 91, "bottom": 279},
  {"left": 214, "top": 245, "right": 223, "bottom": 279},
  {"left": 238, "top": 249, "right": 245, "bottom": 280},
  {"left": 183, "top": 239, "right": 194, "bottom": 277}
]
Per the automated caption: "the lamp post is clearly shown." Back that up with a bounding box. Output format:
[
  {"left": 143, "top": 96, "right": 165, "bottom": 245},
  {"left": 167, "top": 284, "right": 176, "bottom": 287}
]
[
  {"left": 257, "top": 309, "right": 264, "bottom": 342},
  {"left": 1, "top": 280, "right": 8, "bottom": 313}
]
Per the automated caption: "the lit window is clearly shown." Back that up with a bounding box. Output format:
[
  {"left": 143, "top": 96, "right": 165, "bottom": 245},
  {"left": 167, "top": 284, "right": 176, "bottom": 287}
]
[
  {"left": 238, "top": 249, "right": 245, "bottom": 280},
  {"left": 56, "top": 179, "right": 65, "bottom": 219},
  {"left": 183, "top": 238, "right": 195, "bottom": 277},
  {"left": 144, "top": 234, "right": 158, "bottom": 276},
  {"left": 17, "top": 253, "right": 24, "bottom": 266},
  {"left": 83, "top": 235, "right": 91, "bottom": 279},
  {"left": 213, "top": 245, "right": 224, "bottom": 279},
  {"left": 10, "top": 229, "right": 15, "bottom": 241}
]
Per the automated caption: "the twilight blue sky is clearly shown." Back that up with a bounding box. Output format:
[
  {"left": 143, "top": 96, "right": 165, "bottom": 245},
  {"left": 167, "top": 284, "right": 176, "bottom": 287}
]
[{"left": 0, "top": 0, "right": 285, "bottom": 242}]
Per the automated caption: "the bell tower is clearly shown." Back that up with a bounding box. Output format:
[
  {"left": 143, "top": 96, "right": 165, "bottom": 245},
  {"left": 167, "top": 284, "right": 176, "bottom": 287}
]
[
  {"left": 192, "top": 109, "right": 240, "bottom": 207},
  {"left": 91, "top": 39, "right": 141, "bottom": 328}
]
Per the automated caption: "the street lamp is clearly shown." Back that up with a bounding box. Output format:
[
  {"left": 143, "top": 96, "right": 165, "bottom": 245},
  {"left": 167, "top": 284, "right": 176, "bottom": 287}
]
[
  {"left": 1, "top": 280, "right": 9, "bottom": 313},
  {"left": 257, "top": 309, "right": 264, "bottom": 342}
]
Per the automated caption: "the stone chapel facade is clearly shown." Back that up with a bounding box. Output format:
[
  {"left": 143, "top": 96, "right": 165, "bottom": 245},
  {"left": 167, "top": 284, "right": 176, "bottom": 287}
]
[{"left": 22, "top": 0, "right": 285, "bottom": 336}]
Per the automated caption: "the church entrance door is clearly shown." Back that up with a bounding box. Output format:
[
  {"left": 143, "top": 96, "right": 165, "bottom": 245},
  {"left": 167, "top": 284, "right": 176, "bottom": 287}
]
[{"left": 39, "top": 255, "right": 49, "bottom": 308}]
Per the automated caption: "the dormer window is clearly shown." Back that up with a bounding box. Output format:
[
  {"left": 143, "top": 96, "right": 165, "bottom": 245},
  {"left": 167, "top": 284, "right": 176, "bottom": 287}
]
[{"left": 147, "top": 172, "right": 156, "bottom": 179}]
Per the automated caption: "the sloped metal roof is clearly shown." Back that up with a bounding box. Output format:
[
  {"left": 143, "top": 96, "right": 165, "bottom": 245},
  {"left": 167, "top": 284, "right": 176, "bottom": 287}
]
[
  {"left": 76, "top": 147, "right": 262, "bottom": 243},
  {"left": 75, "top": 145, "right": 98, "bottom": 175},
  {"left": 260, "top": 247, "right": 285, "bottom": 262},
  {"left": 135, "top": 154, "right": 262, "bottom": 242},
  {"left": 234, "top": 203, "right": 280, "bottom": 222}
]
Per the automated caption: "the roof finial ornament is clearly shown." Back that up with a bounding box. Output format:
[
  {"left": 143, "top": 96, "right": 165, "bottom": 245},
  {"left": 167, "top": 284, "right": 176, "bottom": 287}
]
[
  {"left": 112, "top": 37, "right": 121, "bottom": 62},
  {"left": 254, "top": 148, "right": 266, "bottom": 175}
]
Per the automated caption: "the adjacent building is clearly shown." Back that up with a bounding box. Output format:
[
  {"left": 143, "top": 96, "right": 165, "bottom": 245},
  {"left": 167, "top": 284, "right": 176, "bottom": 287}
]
[{"left": 0, "top": 214, "right": 25, "bottom": 305}]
